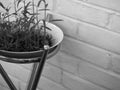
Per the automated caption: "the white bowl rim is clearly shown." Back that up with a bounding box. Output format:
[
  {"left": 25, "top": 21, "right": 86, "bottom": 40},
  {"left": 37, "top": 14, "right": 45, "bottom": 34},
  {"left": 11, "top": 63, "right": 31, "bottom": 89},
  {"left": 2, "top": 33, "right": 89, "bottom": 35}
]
[{"left": 0, "top": 22, "right": 64, "bottom": 54}]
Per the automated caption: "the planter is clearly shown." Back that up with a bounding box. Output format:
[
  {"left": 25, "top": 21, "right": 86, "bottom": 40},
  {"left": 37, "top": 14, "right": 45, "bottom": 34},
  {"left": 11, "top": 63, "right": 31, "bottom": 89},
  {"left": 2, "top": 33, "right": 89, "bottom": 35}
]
[
  {"left": 0, "top": 22, "right": 64, "bottom": 60},
  {"left": 0, "top": 1, "right": 64, "bottom": 90},
  {"left": 0, "top": 22, "right": 64, "bottom": 90}
]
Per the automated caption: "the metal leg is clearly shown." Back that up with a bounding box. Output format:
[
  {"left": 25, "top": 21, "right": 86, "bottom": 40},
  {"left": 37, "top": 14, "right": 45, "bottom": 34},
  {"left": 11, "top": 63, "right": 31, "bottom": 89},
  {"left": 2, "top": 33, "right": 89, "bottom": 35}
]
[
  {"left": 0, "top": 64, "right": 17, "bottom": 90},
  {"left": 0, "top": 45, "right": 50, "bottom": 90},
  {"left": 27, "top": 46, "right": 49, "bottom": 90},
  {"left": 26, "top": 63, "right": 39, "bottom": 90}
]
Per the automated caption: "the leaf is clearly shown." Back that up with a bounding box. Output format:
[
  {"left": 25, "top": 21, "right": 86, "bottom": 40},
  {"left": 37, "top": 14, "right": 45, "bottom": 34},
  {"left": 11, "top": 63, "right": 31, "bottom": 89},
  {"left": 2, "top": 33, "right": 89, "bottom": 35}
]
[
  {"left": 28, "top": 12, "right": 40, "bottom": 16},
  {"left": 16, "top": 7, "right": 22, "bottom": 12},
  {"left": 22, "top": 10, "right": 27, "bottom": 17},
  {"left": 6, "top": 6, "right": 11, "bottom": 12},
  {"left": 37, "top": 0, "right": 42, "bottom": 7},
  {"left": 42, "top": 0, "right": 46, "bottom": 3},
  {"left": 17, "top": 0, "right": 23, "bottom": 7},
  {"left": 30, "top": 20, "right": 41, "bottom": 31},
  {"left": 45, "top": 3, "right": 48, "bottom": 8},
  {"left": 38, "top": 8, "right": 50, "bottom": 11},
  {"left": 4, "top": 14, "right": 12, "bottom": 19},
  {"left": 25, "top": 10, "right": 31, "bottom": 15},
  {"left": 0, "top": 2, "right": 6, "bottom": 10},
  {"left": 46, "top": 26, "right": 52, "bottom": 31},
  {"left": 11, "top": 7, "right": 22, "bottom": 16},
  {"left": 37, "top": 0, "right": 46, "bottom": 7},
  {"left": 12, "top": 13, "right": 17, "bottom": 15},
  {"left": 41, "top": 26, "right": 52, "bottom": 31},
  {"left": 3, "top": 8, "right": 23, "bottom": 19},
  {"left": 49, "top": 19, "right": 63, "bottom": 22},
  {"left": 29, "top": 15, "right": 35, "bottom": 22},
  {"left": 25, "top": 1, "right": 31, "bottom": 9},
  {"left": 26, "top": 15, "right": 35, "bottom": 27}
]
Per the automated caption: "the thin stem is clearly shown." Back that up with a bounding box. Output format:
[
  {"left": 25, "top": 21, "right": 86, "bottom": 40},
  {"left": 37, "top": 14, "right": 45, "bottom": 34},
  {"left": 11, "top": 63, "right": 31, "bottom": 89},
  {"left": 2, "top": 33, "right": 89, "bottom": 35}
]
[
  {"left": 43, "top": 2, "right": 47, "bottom": 45},
  {"left": 32, "top": 0, "right": 35, "bottom": 14},
  {"left": 24, "top": 0, "right": 25, "bottom": 8},
  {"left": 14, "top": 0, "right": 16, "bottom": 12},
  {"left": 36, "top": 6, "right": 39, "bottom": 28},
  {"left": 8, "top": 11, "right": 10, "bottom": 21},
  {"left": 43, "top": 20, "right": 46, "bottom": 45},
  {"left": 14, "top": 0, "right": 17, "bottom": 19},
  {"left": 0, "top": 13, "right": 1, "bottom": 20},
  {"left": 23, "top": 0, "right": 25, "bottom": 18},
  {"left": 44, "top": 3, "right": 46, "bottom": 20}
]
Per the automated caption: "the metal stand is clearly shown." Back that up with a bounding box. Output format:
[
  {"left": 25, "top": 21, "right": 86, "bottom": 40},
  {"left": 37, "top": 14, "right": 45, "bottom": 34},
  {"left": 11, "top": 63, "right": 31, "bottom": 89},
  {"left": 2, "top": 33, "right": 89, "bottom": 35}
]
[
  {"left": 0, "top": 64, "right": 17, "bottom": 90},
  {"left": 0, "top": 45, "right": 51, "bottom": 90},
  {"left": 27, "top": 46, "right": 49, "bottom": 90}
]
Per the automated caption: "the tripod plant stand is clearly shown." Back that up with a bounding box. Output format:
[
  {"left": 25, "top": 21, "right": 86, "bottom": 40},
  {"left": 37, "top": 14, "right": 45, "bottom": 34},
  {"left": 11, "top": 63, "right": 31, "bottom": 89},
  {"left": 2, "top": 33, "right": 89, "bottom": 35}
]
[{"left": 0, "top": 45, "right": 60, "bottom": 90}]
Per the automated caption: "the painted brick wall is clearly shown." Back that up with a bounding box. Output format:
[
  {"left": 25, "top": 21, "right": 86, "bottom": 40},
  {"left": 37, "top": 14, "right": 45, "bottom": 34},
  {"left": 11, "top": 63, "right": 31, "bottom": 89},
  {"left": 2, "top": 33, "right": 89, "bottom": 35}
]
[{"left": 0, "top": 0, "right": 120, "bottom": 90}]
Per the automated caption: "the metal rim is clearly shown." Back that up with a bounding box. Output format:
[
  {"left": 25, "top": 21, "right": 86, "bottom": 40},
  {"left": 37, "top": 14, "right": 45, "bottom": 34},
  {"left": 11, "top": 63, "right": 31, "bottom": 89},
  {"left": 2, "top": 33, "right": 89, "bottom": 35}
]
[
  {"left": 0, "top": 45, "right": 60, "bottom": 64},
  {"left": 0, "top": 23, "right": 64, "bottom": 59}
]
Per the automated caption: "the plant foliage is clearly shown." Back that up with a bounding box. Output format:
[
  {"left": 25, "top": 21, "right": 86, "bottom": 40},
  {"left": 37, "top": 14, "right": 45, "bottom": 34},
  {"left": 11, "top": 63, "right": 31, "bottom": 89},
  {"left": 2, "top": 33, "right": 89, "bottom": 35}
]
[{"left": 0, "top": 0, "right": 54, "bottom": 52}]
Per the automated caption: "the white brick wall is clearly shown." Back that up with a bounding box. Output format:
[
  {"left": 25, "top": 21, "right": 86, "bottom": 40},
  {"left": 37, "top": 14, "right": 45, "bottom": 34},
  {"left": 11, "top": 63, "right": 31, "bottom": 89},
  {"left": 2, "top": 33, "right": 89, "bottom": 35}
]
[
  {"left": 1, "top": 0, "right": 120, "bottom": 90},
  {"left": 79, "top": 0, "right": 120, "bottom": 12},
  {"left": 107, "top": 15, "right": 120, "bottom": 33},
  {"left": 54, "top": 0, "right": 109, "bottom": 27}
]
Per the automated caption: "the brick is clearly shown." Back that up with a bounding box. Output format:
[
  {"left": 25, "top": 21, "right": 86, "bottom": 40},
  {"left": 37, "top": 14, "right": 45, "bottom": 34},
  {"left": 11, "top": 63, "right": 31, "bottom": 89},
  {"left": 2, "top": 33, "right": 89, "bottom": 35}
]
[
  {"left": 0, "top": 86, "right": 9, "bottom": 90},
  {"left": 38, "top": 76, "right": 69, "bottom": 90},
  {"left": 48, "top": 51, "right": 79, "bottom": 74},
  {"left": 9, "top": 76, "right": 20, "bottom": 90},
  {"left": 80, "top": 0, "right": 120, "bottom": 12},
  {"left": 51, "top": 14, "right": 78, "bottom": 38},
  {"left": 0, "top": 75, "right": 9, "bottom": 88},
  {"left": 19, "top": 80, "right": 40, "bottom": 90},
  {"left": 111, "top": 54, "right": 120, "bottom": 73},
  {"left": 55, "top": 0, "right": 109, "bottom": 27},
  {"left": 42, "top": 63, "right": 62, "bottom": 83},
  {"left": 21, "top": 62, "right": 62, "bottom": 84},
  {"left": 0, "top": 74, "right": 20, "bottom": 90},
  {"left": 62, "top": 72, "right": 107, "bottom": 90},
  {"left": 52, "top": 14, "right": 120, "bottom": 55},
  {"left": 78, "top": 61, "right": 120, "bottom": 90},
  {"left": 77, "top": 21, "right": 120, "bottom": 54},
  {"left": 0, "top": 61, "right": 31, "bottom": 83},
  {"left": 20, "top": 63, "right": 33, "bottom": 70},
  {"left": 46, "top": 0, "right": 54, "bottom": 10},
  {"left": 18, "top": 81, "right": 28, "bottom": 90},
  {"left": 107, "top": 15, "right": 120, "bottom": 34},
  {"left": 61, "top": 37, "right": 111, "bottom": 68}
]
